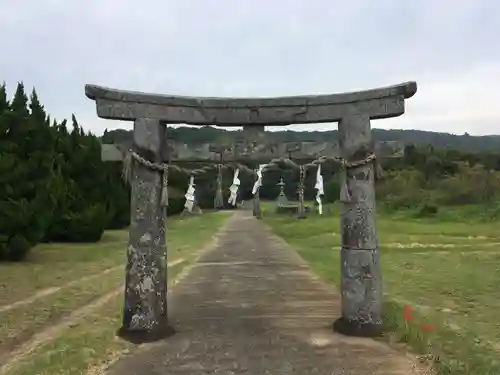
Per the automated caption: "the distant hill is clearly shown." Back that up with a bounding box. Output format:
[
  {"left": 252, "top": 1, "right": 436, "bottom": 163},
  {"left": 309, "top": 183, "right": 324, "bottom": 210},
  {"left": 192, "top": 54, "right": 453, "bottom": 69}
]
[{"left": 101, "top": 127, "right": 500, "bottom": 153}]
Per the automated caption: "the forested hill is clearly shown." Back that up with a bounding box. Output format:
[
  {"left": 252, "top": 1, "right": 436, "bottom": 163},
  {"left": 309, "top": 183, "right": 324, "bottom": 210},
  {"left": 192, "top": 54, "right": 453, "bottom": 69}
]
[{"left": 102, "top": 127, "right": 500, "bottom": 152}]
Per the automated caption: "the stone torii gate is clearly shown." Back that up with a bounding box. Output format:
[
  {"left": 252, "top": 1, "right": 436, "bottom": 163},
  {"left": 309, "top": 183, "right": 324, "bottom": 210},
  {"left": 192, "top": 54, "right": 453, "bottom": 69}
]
[{"left": 86, "top": 81, "right": 417, "bottom": 343}]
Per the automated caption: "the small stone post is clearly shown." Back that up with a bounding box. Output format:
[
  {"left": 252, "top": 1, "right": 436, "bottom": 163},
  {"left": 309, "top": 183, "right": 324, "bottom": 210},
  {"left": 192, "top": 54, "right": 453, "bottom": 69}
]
[
  {"left": 119, "top": 118, "right": 173, "bottom": 343},
  {"left": 253, "top": 168, "right": 262, "bottom": 219},
  {"left": 275, "top": 177, "right": 289, "bottom": 207},
  {"left": 278, "top": 177, "right": 286, "bottom": 195},
  {"left": 214, "top": 163, "right": 224, "bottom": 210},
  {"left": 333, "top": 114, "right": 382, "bottom": 337},
  {"left": 209, "top": 147, "right": 225, "bottom": 210},
  {"left": 243, "top": 125, "right": 265, "bottom": 219},
  {"left": 297, "top": 165, "right": 307, "bottom": 219}
]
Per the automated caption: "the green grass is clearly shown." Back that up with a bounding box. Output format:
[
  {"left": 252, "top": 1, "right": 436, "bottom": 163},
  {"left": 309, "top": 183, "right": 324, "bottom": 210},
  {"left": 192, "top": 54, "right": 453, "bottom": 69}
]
[
  {"left": 4, "top": 295, "right": 129, "bottom": 375},
  {"left": 0, "top": 211, "right": 232, "bottom": 375},
  {"left": 263, "top": 202, "right": 500, "bottom": 375},
  {"left": 0, "top": 230, "right": 129, "bottom": 307}
]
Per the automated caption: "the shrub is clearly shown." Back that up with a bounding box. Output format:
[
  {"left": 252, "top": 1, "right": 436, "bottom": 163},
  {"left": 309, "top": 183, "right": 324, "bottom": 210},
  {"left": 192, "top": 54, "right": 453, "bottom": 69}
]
[
  {"left": 323, "top": 179, "right": 341, "bottom": 203},
  {"left": 416, "top": 204, "right": 438, "bottom": 218},
  {"left": 48, "top": 204, "right": 107, "bottom": 243}
]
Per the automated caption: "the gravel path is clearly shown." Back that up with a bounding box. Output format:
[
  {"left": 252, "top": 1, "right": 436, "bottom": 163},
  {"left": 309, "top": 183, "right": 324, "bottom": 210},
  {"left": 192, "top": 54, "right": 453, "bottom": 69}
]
[{"left": 106, "top": 211, "right": 430, "bottom": 375}]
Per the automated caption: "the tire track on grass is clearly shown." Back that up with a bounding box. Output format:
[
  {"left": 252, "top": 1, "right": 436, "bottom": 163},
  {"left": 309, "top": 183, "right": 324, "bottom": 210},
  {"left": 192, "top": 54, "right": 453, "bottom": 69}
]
[
  {"left": 0, "top": 258, "right": 187, "bottom": 314},
  {"left": 0, "top": 266, "right": 123, "bottom": 314},
  {"left": 0, "top": 258, "right": 186, "bottom": 375}
]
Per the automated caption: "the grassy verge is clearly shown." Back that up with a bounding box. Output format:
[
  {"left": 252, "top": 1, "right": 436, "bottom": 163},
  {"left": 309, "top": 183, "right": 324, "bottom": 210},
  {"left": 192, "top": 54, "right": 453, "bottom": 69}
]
[
  {"left": 3, "top": 295, "right": 128, "bottom": 375},
  {"left": 0, "top": 230, "right": 128, "bottom": 307},
  {"left": 0, "top": 268, "right": 123, "bottom": 356},
  {"left": 0, "top": 211, "right": 232, "bottom": 375},
  {"left": 264, "top": 203, "right": 500, "bottom": 375}
]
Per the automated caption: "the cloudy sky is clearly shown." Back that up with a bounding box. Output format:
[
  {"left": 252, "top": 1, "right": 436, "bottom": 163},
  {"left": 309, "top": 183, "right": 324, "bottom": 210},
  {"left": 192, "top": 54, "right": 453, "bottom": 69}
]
[{"left": 1, "top": 0, "right": 499, "bottom": 135}]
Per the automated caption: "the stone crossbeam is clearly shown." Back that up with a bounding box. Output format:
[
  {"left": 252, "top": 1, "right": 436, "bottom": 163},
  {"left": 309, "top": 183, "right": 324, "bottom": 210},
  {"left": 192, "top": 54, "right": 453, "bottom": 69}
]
[
  {"left": 86, "top": 82, "right": 416, "bottom": 125},
  {"left": 101, "top": 140, "right": 405, "bottom": 163}
]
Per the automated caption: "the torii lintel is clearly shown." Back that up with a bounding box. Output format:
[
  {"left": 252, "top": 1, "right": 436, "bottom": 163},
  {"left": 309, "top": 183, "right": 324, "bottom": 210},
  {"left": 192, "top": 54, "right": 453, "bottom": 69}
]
[{"left": 85, "top": 82, "right": 417, "bottom": 126}]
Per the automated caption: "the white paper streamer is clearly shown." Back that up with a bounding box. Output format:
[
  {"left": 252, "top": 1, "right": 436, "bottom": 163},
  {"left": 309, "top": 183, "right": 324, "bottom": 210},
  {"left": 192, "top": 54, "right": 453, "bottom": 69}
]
[
  {"left": 314, "top": 164, "right": 324, "bottom": 215},
  {"left": 252, "top": 164, "right": 267, "bottom": 195},
  {"left": 228, "top": 168, "right": 240, "bottom": 206},
  {"left": 184, "top": 176, "right": 196, "bottom": 212}
]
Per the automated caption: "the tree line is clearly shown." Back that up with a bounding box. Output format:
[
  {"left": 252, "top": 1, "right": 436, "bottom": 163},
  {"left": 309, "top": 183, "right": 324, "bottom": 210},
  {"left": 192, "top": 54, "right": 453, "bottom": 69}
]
[
  {"left": 104, "top": 127, "right": 500, "bottom": 152},
  {"left": 377, "top": 145, "right": 500, "bottom": 215},
  {"left": 0, "top": 82, "right": 132, "bottom": 261},
  {"left": 104, "top": 127, "right": 500, "bottom": 211}
]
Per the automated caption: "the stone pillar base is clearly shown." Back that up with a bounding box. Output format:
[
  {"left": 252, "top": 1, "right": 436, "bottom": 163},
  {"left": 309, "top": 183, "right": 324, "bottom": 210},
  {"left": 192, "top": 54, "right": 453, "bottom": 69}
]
[
  {"left": 117, "top": 325, "right": 176, "bottom": 344},
  {"left": 332, "top": 317, "right": 382, "bottom": 338},
  {"left": 253, "top": 196, "right": 261, "bottom": 219}
]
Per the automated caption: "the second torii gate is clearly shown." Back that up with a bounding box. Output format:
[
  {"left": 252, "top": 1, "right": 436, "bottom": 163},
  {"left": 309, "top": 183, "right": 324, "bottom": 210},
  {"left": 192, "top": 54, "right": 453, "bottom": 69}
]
[{"left": 86, "top": 81, "right": 417, "bottom": 343}]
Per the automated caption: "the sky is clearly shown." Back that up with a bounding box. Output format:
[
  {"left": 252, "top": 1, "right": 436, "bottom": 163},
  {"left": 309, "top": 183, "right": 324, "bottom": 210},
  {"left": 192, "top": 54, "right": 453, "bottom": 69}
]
[{"left": 1, "top": 0, "right": 499, "bottom": 136}]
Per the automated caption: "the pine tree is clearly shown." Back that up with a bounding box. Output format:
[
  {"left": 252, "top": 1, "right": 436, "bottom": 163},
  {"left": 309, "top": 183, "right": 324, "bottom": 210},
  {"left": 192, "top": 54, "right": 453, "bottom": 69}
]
[
  {"left": 45, "top": 115, "right": 109, "bottom": 242},
  {"left": 10, "top": 82, "right": 29, "bottom": 117},
  {"left": 0, "top": 82, "right": 8, "bottom": 113},
  {"left": 102, "top": 161, "right": 130, "bottom": 228},
  {"left": 43, "top": 119, "right": 72, "bottom": 242},
  {"left": 0, "top": 83, "right": 57, "bottom": 260},
  {"left": 29, "top": 88, "right": 46, "bottom": 125}
]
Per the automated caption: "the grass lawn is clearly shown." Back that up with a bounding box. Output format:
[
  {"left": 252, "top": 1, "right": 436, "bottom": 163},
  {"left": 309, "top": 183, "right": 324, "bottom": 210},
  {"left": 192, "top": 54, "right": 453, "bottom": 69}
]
[
  {"left": 0, "top": 211, "right": 232, "bottom": 375},
  {"left": 263, "top": 202, "right": 500, "bottom": 375}
]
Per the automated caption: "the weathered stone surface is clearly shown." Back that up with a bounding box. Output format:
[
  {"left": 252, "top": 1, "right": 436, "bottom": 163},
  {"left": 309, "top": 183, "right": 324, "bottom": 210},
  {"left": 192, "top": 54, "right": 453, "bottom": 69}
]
[
  {"left": 252, "top": 168, "right": 262, "bottom": 219},
  {"left": 275, "top": 192, "right": 290, "bottom": 207},
  {"left": 214, "top": 164, "right": 224, "bottom": 209},
  {"left": 134, "top": 118, "right": 162, "bottom": 155},
  {"left": 253, "top": 190, "right": 261, "bottom": 219},
  {"left": 119, "top": 118, "right": 173, "bottom": 343},
  {"left": 334, "top": 114, "right": 382, "bottom": 337},
  {"left": 85, "top": 82, "right": 416, "bottom": 125},
  {"left": 101, "top": 139, "right": 405, "bottom": 163},
  {"left": 297, "top": 166, "right": 307, "bottom": 219},
  {"left": 275, "top": 177, "right": 290, "bottom": 208}
]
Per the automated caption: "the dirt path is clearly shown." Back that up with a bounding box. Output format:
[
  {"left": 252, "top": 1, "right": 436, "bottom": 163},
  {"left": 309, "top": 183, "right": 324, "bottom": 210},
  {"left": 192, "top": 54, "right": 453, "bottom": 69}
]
[
  {"left": 105, "top": 211, "right": 431, "bottom": 375},
  {"left": 0, "top": 258, "right": 186, "bottom": 374}
]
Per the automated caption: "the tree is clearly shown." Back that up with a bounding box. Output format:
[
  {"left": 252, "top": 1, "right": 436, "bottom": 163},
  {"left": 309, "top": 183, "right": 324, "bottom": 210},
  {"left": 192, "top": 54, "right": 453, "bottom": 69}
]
[
  {"left": 9, "top": 82, "right": 29, "bottom": 117},
  {"left": 45, "top": 115, "right": 109, "bottom": 242},
  {"left": 0, "top": 83, "right": 57, "bottom": 261},
  {"left": 324, "top": 178, "right": 341, "bottom": 203},
  {"left": 0, "top": 83, "right": 8, "bottom": 113}
]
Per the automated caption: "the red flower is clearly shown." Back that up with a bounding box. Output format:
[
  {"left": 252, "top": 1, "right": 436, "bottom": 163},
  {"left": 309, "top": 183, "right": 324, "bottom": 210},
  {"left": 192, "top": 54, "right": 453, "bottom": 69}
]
[
  {"left": 422, "top": 323, "right": 435, "bottom": 332},
  {"left": 404, "top": 305, "right": 414, "bottom": 322}
]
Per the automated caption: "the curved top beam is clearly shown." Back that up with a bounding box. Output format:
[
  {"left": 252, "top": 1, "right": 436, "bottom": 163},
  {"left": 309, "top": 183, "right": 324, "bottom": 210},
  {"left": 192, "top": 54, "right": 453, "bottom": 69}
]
[
  {"left": 85, "top": 81, "right": 417, "bottom": 125},
  {"left": 85, "top": 82, "right": 416, "bottom": 108}
]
